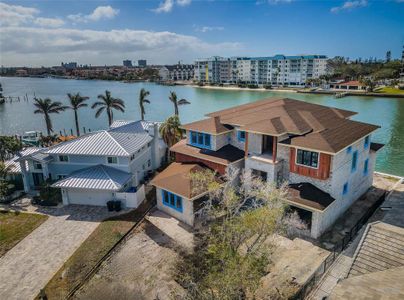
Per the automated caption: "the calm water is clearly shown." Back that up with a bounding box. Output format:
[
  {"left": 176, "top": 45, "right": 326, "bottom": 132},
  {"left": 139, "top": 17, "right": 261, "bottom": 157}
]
[{"left": 1, "top": 77, "right": 403, "bottom": 176}]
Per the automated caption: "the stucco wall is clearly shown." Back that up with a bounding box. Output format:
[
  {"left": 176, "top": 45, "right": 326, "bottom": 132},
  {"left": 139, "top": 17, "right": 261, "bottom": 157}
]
[
  {"left": 247, "top": 133, "right": 262, "bottom": 154},
  {"left": 229, "top": 130, "right": 246, "bottom": 151},
  {"left": 156, "top": 187, "right": 195, "bottom": 226},
  {"left": 245, "top": 157, "right": 282, "bottom": 183}
]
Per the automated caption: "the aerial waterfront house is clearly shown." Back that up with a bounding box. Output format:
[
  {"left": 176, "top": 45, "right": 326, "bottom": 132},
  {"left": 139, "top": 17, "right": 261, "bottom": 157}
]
[
  {"left": 151, "top": 97, "right": 384, "bottom": 238},
  {"left": 17, "top": 120, "right": 166, "bottom": 208},
  {"left": 194, "top": 55, "right": 328, "bottom": 86}
]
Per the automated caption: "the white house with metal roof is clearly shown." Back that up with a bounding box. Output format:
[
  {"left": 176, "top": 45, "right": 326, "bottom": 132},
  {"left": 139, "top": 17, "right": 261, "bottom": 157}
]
[{"left": 17, "top": 120, "right": 166, "bottom": 208}]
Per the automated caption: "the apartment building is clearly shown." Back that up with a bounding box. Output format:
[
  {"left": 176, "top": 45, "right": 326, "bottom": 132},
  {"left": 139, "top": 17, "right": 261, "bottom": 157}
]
[
  {"left": 158, "top": 64, "right": 195, "bottom": 81},
  {"left": 151, "top": 98, "right": 383, "bottom": 238},
  {"left": 194, "top": 55, "right": 328, "bottom": 86}
]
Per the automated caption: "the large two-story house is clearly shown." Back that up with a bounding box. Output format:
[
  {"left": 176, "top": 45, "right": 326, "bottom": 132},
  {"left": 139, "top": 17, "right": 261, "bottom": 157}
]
[
  {"left": 151, "top": 98, "right": 384, "bottom": 238},
  {"left": 17, "top": 120, "right": 166, "bottom": 208}
]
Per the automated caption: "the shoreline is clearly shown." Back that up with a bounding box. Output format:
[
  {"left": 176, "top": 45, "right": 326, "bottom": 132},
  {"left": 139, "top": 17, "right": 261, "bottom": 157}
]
[{"left": 189, "top": 84, "right": 298, "bottom": 93}]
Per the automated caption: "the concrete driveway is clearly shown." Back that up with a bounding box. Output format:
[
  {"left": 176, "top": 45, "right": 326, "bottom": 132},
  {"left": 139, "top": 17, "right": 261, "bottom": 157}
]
[{"left": 0, "top": 205, "right": 116, "bottom": 300}]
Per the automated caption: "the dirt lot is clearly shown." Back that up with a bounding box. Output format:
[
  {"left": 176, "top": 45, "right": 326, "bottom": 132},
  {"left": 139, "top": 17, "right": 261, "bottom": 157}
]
[{"left": 74, "top": 220, "right": 185, "bottom": 300}]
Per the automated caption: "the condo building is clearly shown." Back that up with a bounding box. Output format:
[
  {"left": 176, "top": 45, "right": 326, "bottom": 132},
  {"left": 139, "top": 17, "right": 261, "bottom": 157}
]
[
  {"left": 151, "top": 98, "right": 383, "bottom": 238},
  {"left": 194, "top": 55, "right": 328, "bottom": 86}
]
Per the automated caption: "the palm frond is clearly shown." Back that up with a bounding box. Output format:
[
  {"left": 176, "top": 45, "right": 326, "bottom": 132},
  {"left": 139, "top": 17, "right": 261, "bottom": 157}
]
[
  {"left": 95, "top": 106, "right": 105, "bottom": 118},
  {"left": 178, "top": 99, "right": 191, "bottom": 105}
]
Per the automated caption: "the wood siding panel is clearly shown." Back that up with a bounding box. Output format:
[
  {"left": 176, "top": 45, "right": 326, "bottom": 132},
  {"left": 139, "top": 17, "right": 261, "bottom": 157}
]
[
  {"left": 175, "top": 153, "right": 227, "bottom": 175},
  {"left": 289, "top": 148, "right": 331, "bottom": 180}
]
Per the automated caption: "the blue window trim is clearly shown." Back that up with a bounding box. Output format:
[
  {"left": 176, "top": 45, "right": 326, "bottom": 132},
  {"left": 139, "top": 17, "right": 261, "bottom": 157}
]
[
  {"left": 351, "top": 150, "right": 358, "bottom": 172},
  {"left": 343, "top": 182, "right": 349, "bottom": 195},
  {"left": 162, "top": 190, "right": 183, "bottom": 213},
  {"left": 190, "top": 131, "right": 211, "bottom": 150},
  {"left": 237, "top": 130, "right": 246, "bottom": 142},
  {"left": 346, "top": 146, "right": 352, "bottom": 154},
  {"left": 364, "top": 136, "right": 370, "bottom": 149},
  {"left": 364, "top": 158, "right": 369, "bottom": 175}
]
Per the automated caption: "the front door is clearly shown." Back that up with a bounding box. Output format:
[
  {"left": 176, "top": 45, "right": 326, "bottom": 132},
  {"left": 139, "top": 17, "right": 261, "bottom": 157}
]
[{"left": 32, "top": 173, "right": 44, "bottom": 187}]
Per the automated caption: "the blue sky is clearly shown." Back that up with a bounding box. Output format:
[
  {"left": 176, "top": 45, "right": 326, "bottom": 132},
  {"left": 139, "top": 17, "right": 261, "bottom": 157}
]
[{"left": 0, "top": 0, "right": 403, "bottom": 67}]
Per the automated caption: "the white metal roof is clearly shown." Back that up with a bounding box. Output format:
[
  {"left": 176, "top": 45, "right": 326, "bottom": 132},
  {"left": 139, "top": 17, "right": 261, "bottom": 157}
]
[
  {"left": 4, "top": 156, "right": 22, "bottom": 173},
  {"left": 51, "top": 164, "right": 131, "bottom": 191},
  {"left": 45, "top": 120, "right": 154, "bottom": 156}
]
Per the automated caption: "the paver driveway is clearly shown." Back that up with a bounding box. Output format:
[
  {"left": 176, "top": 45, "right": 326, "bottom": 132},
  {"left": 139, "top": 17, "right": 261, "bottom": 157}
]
[{"left": 0, "top": 205, "right": 115, "bottom": 300}]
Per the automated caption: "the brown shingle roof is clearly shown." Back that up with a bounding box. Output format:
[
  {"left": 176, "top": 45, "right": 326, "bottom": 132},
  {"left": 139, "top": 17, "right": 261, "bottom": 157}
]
[
  {"left": 201, "top": 97, "right": 379, "bottom": 154},
  {"left": 181, "top": 116, "right": 233, "bottom": 135},
  {"left": 151, "top": 162, "right": 215, "bottom": 199},
  {"left": 170, "top": 139, "right": 245, "bottom": 165},
  {"left": 288, "top": 183, "right": 335, "bottom": 212}
]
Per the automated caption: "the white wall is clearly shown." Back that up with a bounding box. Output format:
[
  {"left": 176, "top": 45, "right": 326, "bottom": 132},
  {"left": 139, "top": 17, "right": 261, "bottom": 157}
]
[{"left": 156, "top": 187, "right": 195, "bottom": 226}]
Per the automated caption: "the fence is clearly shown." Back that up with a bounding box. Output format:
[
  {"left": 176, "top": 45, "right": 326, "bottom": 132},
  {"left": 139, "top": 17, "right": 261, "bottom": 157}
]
[{"left": 291, "top": 191, "right": 387, "bottom": 300}]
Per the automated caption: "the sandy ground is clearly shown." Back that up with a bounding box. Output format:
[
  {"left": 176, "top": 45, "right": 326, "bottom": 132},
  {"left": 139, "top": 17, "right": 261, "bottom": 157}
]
[{"left": 74, "top": 220, "right": 185, "bottom": 300}]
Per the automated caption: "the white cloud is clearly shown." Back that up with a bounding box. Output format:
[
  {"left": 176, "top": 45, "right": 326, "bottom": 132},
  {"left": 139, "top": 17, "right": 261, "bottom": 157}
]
[
  {"left": 0, "top": 26, "right": 242, "bottom": 66},
  {"left": 331, "top": 0, "right": 368, "bottom": 13},
  {"left": 152, "top": 0, "right": 191, "bottom": 13},
  {"left": 0, "top": 2, "right": 39, "bottom": 26},
  {"left": 33, "top": 17, "right": 65, "bottom": 28},
  {"left": 195, "top": 26, "right": 224, "bottom": 33},
  {"left": 256, "top": 0, "right": 293, "bottom": 4},
  {"left": 153, "top": 0, "right": 174, "bottom": 13},
  {"left": 67, "top": 6, "right": 119, "bottom": 23},
  {"left": 176, "top": 0, "right": 192, "bottom": 6}
]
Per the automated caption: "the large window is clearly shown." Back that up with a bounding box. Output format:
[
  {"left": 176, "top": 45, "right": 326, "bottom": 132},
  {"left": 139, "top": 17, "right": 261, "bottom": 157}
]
[
  {"left": 162, "top": 190, "right": 183, "bottom": 212},
  {"left": 190, "top": 131, "right": 211, "bottom": 149},
  {"left": 296, "top": 149, "right": 319, "bottom": 168},
  {"left": 33, "top": 161, "right": 42, "bottom": 170},
  {"left": 237, "top": 130, "right": 246, "bottom": 142},
  {"left": 351, "top": 151, "right": 358, "bottom": 172},
  {"left": 107, "top": 156, "right": 118, "bottom": 164}
]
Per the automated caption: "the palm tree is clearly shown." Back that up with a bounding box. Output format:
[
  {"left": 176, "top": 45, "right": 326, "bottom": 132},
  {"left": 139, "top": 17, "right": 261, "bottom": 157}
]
[
  {"left": 91, "top": 90, "right": 125, "bottom": 126},
  {"left": 0, "top": 162, "right": 12, "bottom": 198},
  {"left": 33, "top": 98, "right": 67, "bottom": 136},
  {"left": 168, "top": 91, "right": 190, "bottom": 116},
  {"left": 159, "top": 115, "right": 182, "bottom": 162},
  {"left": 138, "top": 88, "right": 150, "bottom": 121},
  {"left": 67, "top": 92, "right": 89, "bottom": 136}
]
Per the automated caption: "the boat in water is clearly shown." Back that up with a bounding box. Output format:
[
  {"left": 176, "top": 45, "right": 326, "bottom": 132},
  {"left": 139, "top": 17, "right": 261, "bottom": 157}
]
[{"left": 21, "top": 131, "right": 42, "bottom": 146}]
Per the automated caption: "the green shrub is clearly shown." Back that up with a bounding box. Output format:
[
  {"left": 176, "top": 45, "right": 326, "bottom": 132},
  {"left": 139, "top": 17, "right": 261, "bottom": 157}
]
[{"left": 37, "top": 182, "right": 62, "bottom": 206}]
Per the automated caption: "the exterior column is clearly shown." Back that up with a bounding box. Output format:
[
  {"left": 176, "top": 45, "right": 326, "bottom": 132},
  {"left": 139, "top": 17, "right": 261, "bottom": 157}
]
[
  {"left": 19, "top": 160, "right": 30, "bottom": 193},
  {"left": 42, "top": 162, "right": 49, "bottom": 181},
  {"left": 244, "top": 132, "right": 249, "bottom": 157},
  {"left": 272, "top": 136, "right": 277, "bottom": 162}
]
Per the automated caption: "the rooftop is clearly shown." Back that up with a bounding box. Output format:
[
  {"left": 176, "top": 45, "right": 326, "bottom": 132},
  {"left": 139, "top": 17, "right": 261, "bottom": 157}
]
[
  {"left": 201, "top": 98, "right": 379, "bottom": 154},
  {"left": 287, "top": 182, "right": 336, "bottom": 212},
  {"left": 52, "top": 164, "right": 131, "bottom": 191},
  {"left": 170, "top": 139, "right": 245, "bottom": 166},
  {"left": 151, "top": 162, "right": 218, "bottom": 199},
  {"left": 180, "top": 116, "right": 233, "bottom": 135}
]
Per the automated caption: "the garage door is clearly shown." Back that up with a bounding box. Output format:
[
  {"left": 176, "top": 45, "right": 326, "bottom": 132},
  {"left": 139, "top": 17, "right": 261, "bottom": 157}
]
[{"left": 66, "top": 189, "right": 113, "bottom": 206}]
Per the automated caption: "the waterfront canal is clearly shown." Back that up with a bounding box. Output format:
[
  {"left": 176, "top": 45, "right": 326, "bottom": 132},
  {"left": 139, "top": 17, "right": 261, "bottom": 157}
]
[{"left": 0, "top": 77, "right": 403, "bottom": 176}]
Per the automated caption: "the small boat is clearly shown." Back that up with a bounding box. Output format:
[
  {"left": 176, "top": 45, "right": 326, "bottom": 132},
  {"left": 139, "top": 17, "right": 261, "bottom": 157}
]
[{"left": 21, "top": 131, "right": 42, "bottom": 146}]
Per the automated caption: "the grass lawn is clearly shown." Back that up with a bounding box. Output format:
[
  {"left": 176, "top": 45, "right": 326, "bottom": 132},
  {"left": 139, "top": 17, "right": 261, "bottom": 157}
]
[
  {"left": 0, "top": 211, "right": 48, "bottom": 257},
  {"left": 374, "top": 87, "right": 404, "bottom": 95},
  {"left": 39, "top": 192, "right": 154, "bottom": 299}
]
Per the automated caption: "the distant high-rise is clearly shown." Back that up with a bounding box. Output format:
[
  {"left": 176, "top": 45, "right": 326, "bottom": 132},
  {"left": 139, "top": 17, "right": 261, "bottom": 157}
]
[
  {"left": 138, "top": 60, "right": 147, "bottom": 67},
  {"left": 61, "top": 62, "right": 77, "bottom": 69},
  {"left": 123, "top": 60, "right": 132, "bottom": 67},
  {"left": 386, "top": 51, "right": 391, "bottom": 63}
]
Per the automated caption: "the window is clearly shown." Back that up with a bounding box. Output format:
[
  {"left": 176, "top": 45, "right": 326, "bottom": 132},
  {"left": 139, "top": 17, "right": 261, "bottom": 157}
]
[
  {"left": 130, "top": 154, "right": 135, "bottom": 161},
  {"left": 237, "top": 130, "right": 246, "bottom": 142},
  {"left": 189, "top": 131, "right": 211, "bottom": 149},
  {"left": 351, "top": 151, "right": 358, "bottom": 172},
  {"left": 343, "top": 182, "right": 349, "bottom": 195},
  {"left": 364, "top": 158, "right": 369, "bottom": 175},
  {"left": 57, "top": 175, "right": 67, "bottom": 180},
  {"left": 364, "top": 136, "right": 370, "bottom": 149},
  {"left": 33, "top": 161, "right": 42, "bottom": 170},
  {"left": 59, "top": 155, "right": 68, "bottom": 162},
  {"left": 346, "top": 146, "right": 352, "bottom": 154},
  {"left": 296, "top": 149, "right": 319, "bottom": 168},
  {"left": 147, "top": 159, "right": 151, "bottom": 167},
  {"left": 162, "top": 190, "right": 183, "bottom": 212},
  {"left": 107, "top": 156, "right": 118, "bottom": 164}
]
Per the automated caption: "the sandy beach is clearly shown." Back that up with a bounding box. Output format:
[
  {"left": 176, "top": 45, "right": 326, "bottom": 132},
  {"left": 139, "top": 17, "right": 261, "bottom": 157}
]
[{"left": 189, "top": 84, "right": 298, "bottom": 93}]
